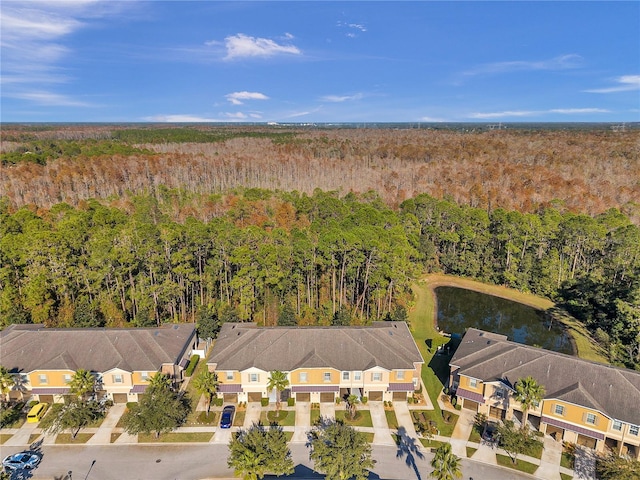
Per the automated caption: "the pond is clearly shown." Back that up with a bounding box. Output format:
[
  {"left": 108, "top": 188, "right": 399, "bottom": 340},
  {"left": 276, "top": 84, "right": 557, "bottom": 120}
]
[{"left": 435, "top": 286, "right": 574, "bottom": 355}]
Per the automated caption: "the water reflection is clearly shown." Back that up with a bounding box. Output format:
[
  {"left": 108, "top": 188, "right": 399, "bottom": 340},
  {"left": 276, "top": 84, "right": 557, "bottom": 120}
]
[{"left": 435, "top": 287, "right": 574, "bottom": 355}]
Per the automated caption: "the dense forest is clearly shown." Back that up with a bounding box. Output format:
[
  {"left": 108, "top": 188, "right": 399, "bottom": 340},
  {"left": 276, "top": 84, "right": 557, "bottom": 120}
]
[
  {"left": 1, "top": 125, "right": 639, "bottom": 369},
  {"left": 2, "top": 125, "right": 639, "bottom": 223},
  {"left": 0, "top": 188, "right": 638, "bottom": 369}
]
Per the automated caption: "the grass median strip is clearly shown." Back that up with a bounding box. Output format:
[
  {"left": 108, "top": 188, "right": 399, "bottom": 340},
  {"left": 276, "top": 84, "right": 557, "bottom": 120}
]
[
  {"left": 55, "top": 433, "right": 94, "bottom": 444},
  {"left": 496, "top": 454, "right": 539, "bottom": 475},
  {"left": 138, "top": 432, "right": 213, "bottom": 443}
]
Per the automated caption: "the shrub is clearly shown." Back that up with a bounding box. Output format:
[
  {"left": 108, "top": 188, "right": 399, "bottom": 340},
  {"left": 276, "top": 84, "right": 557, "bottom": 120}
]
[
  {"left": 361, "top": 396, "right": 368, "bottom": 404},
  {"left": 454, "top": 404, "right": 462, "bottom": 411},
  {"left": 407, "top": 397, "right": 414, "bottom": 404},
  {"left": 213, "top": 397, "right": 224, "bottom": 407},
  {"left": 335, "top": 397, "right": 341, "bottom": 404},
  {"left": 287, "top": 397, "right": 295, "bottom": 407},
  {"left": 126, "top": 402, "right": 138, "bottom": 410},
  {"left": 261, "top": 397, "right": 269, "bottom": 407},
  {"left": 184, "top": 354, "right": 200, "bottom": 377}
]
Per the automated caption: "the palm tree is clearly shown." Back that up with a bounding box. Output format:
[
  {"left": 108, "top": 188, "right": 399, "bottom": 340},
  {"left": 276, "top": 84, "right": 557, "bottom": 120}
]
[
  {"left": 192, "top": 370, "right": 219, "bottom": 413},
  {"left": 149, "top": 372, "right": 173, "bottom": 391},
  {"left": 430, "top": 443, "right": 462, "bottom": 480},
  {"left": 267, "top": 371, "right": 289, "bottom": 412},
  {"left": 69, "top": 369, "right": 96, "bottom": 400},
  {"left": 514, "top": 376, "right": 545, "bottom": 430},
  {"left": 346, "top": 393, "right": 359, "bottom": 420},
  {"left": 0, "top": 366, "right": 15, "bottom": 403}
]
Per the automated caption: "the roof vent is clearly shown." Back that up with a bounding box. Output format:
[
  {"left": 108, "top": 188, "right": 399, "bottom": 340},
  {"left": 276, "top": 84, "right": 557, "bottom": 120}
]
[{"left": 487, "top": 340, "right": 491, "bottom": 345}]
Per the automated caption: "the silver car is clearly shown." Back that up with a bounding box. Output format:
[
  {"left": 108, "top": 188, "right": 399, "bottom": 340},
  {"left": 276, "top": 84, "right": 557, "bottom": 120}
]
[{"left": 2, "top": 452, "right": 41, "bottom": 471}]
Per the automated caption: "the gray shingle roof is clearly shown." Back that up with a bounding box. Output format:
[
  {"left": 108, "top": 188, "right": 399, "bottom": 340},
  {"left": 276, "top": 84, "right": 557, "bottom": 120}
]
[
  {"left": 208, "top": 322, "right": 423, "bottom": 372},
  {"left": 0, "top": 323, "right": 196, "bottom": 374},
  {"left": 450, "top": 328, "right": 640, "bottom": 426}
]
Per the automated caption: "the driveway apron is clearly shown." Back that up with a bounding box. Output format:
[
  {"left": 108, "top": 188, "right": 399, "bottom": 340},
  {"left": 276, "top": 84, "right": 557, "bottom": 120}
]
[
  {"left": 368, "top": 401, "right": 395, "bottom": 446},
  {"left": 291, "top": 402, "right": 310, "bottom": 443}
]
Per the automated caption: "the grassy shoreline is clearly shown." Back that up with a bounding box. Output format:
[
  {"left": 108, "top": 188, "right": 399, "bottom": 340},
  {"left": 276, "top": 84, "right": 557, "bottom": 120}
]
[{"left": 408, "top": 273, "right": 608, "bottom": 435}]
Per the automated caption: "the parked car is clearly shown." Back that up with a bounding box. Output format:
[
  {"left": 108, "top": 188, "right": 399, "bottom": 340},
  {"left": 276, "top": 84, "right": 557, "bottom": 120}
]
[
  {"left": 26, "top": 403, "right": 48, "bottom": 423},
  {"left": 482, "top": 421, "right": 499, "bottom": 442},
  {"left": 2, "top": 452, "right": 41, "bottom": 470},
  {"left": 220, "top": 405, "right": 235, "bottom": 428}
]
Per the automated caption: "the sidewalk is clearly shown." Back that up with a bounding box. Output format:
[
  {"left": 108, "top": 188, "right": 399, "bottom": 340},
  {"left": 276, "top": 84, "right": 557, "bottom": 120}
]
[{"left": 86, "top": 404, "right": 126, "bottom": 445}]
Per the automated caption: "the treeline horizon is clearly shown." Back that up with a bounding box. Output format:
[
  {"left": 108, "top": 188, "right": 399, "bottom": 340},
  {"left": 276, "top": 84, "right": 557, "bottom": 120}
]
[
  {"left": 2, "top": 125, "right": 639, "bottom": 224},
  {"left": 1, "top": 189, "right": 638, "bottom": 370}
]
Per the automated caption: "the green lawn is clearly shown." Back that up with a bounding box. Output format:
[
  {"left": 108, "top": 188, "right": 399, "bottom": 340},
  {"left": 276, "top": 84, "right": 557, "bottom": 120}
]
[
  {"left": 310, "top": 409, "right": 321, "bottom": 425},
  {"left": 561, "top": 451, "right": 575, "bottom": 469},
  {"left": 0, "top": 434, "right": 13, "bottom": 444},
  {"left": 523, "top": 438, "right": 544, "bottom": 459},
  {"left": 335, "top": 410, "right": 373, "bottom": 428},
  {"left": 469, "top": 424, "right": 482, "bottom": 443},
  {"left": 466, "top": 446, "right": 477, "bottom": 458},
  {"left": 28, "top": 434, "right": 41, "bottom": 444},
  {"left": 55, "top": 433, "right": 94, "bottom": 444},
  {"left": 260, "top": 410, "right": 296, "bottom": 427},
  {"left": 384, "top": 409, "right": 399, "bottom": 429},
  {"left": 187, "top": 411, "right": 218, "bottom": 426},
  {"left": 233, "top": 410, "right": 246, "bottom": 427},
  {"left": 419, "top": 439, "right": 448, "bottom": 451},
  {"left": 560, "top": 473, "right": 573, "bottom": 480},
  {"left": 496, "top": 454, "right": 539, "bottom": 475},
  {"left": 138, "top": 432, "right": 213, "bottom": 443},
  {"left": 110, "top": 432, "right": 121, "bottom": 443},
  {"left": 408, "top": 282, "right": 458, "bottom": 436}
]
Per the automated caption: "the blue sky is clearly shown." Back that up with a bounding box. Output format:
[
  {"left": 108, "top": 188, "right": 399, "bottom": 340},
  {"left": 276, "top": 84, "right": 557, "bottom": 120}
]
[{"left": 1, "top": 1, "right": 639, "bottom": 123}]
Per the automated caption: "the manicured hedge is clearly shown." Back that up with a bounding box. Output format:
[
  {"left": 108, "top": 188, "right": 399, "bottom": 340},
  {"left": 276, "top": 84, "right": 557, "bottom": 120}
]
[{"left": 184, "top": 355, "right": 200, "bottom": 376}]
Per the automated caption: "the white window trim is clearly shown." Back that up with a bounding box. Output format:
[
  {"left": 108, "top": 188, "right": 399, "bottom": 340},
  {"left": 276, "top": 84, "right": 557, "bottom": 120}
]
[
  {"left": 396, "top": 370, "right": 405, "bottom": 380},
  {"left": 612, "top": 420, "right": 623, "bottom": 431},
  {"left": 554, "top": 404, "right": 565, "bottom": 416},
  {"left": 469, "top": 378, "right": 477, "bottom": 388},
  {"left": 630, "top": 424, "right": 639, "bottom": 436},
  {"left": 323, "top": 372, "right": 332, "bottom": 382},
  {"left": 226, "top": 371, "right": 234, "bottom": 381},
  {"left": 354, "top": 371, "right": 362, "bottom": 381},
  {"left": 299, "top": 372, "right": 308, "bottom": 383},
  {"left": 372, "top": 372, "right": 382, "bottom": 382},
  {"left": 342, "top": 371, "right": 350, "bottom": 381}
]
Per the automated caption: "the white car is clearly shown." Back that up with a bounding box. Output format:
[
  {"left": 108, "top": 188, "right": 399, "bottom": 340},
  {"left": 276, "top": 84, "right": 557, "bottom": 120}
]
[{"left": 2, "top": 452, "right": 41, "bottom": 470}]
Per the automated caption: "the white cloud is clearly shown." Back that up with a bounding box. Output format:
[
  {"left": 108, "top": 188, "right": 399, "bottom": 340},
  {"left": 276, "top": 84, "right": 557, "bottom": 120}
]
[
  {"left": 419, "top": 116, "right": 447, "bottom": 122},
  {"left": 223, "top": 112, "right": 248, "bottom": 119},
  {"left": 584, "top": 75, "right": 640, "bottom": 93},
  {"left": 468, "top": 108, "right": 610, "bottom": 119},
  {"left": 463, "top": 54, "right": 583, "bottom": 77},
  {"left": 225, "top": 91, "right": 270, "bottom": 105},
  {"left": 223, "top": 33, "right": 301, "bottom": 60},
  {"left": 7, "top": 91, "right": 94, "bottom": 107},
  {"left": 0, "top": 1, "right": 130, "bottom": 108},
  {"left": 337, "top": 20, "right": 367, "bottom": 37},
  {"left": 321, "top": 93, "right": 364, "bottom": 103}
]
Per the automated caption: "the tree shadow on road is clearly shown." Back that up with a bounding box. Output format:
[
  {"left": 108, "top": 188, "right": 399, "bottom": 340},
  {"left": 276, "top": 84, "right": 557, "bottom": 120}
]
[{"left": 395, "top": 426, "right": 425, "bottom": 480}]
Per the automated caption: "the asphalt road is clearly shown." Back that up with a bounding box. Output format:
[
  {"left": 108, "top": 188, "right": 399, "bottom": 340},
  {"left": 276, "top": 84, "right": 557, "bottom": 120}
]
[{"left": 2, "top": 444, "right": 537, "bottom": 480}]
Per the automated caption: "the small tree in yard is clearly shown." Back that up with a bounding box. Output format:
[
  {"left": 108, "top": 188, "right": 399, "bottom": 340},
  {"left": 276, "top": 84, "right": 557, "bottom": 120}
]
[
  {"left": 346, "top": 394, "right": 359, "bottom": 420},
  {"left": 596, "top": 452, "right": 640, "bottom": 480},
  {"left": 308, "top": 418, "right": 375, "bottom": 480},
  {"left": 227, "top": 422, "right": 294, "bottom": 480},
  {"left": 496, "top": 420, "right": 541, "bottom": 465},
  {"left": 69, "top": 369, "right": 96, "bottom": 400},
  {"left": 267, "top": 370, "right": 289, "bottom": 413},
  {"left": 514, "top": 376, "right": 545, "bottom": 430},
  {"left": 121, "top": 381, "right": 190, "bottom": 438},
  {"left": 192, "top": 370, "right": 219, "bottom": 413},
  {"left": 40, "top": 399, "right": 103, "bottom": 439},
  {"left": 0, "top": 366, "right": 15, "bottom": 402}
]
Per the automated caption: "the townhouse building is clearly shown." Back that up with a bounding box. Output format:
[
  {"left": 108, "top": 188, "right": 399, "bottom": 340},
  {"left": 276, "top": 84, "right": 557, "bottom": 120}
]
[
  {"left": 0, "top": 323, "right": 197, "bottom": 404},
  {"left": 449, "top": 328, "right": 640, "bottom": 459},
  {"left": 207, "top": 322, "right": 424, "bottom": 404}
]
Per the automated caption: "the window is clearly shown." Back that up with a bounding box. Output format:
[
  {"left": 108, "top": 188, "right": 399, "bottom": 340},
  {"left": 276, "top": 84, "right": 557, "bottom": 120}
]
[
  {"left": 495, "top": 388, "right": 504, "bottom": 399},
  {"left": 141, "top": 372, "right": 149, "bottom": 381},
  {"left": 372, "top": 372, "right": 382, "bottom": 382},
  {"left": 630, "top": 425, "right": 639, "bottom": 436},
  {"left": 323, "top": 372, "right": 331, "bottom": 382},
  {"left": 38, "top": 374, "right": 47, "bottom": 385},
  {"left": 249, "top": 373, "right": 259, "bottom": 383},
  {"left": 342, "top": 372, "right": 350, "bottom": 381},
  {"left": 396, "top": 371, "right": 405, "bottom": 380},
  {"left": 354, "top": 371, "right": 362, "bottom": 381},
  {"left": 226, "top": 371, "right": 234, "bottom": 381},
  {"left": 299, "top": 372, "right": 308, "bottom": 383},
  {"left": 585, "top": 413, "right": 597, "bottom": 425},
  {"left": 113, "top": 374, "right": 123, "bottom": 384},
  {"left": 554, "top": 404, "right": 565, "bottom": 416},
  {"left": 612, "top": 420, "right": 623, "bottom": 431},
  {"left": 63, "top": 374, "right": 72, "bottom": 383},
  {"left": 469, "top": 378, "right": 477, "bottom": 388}
]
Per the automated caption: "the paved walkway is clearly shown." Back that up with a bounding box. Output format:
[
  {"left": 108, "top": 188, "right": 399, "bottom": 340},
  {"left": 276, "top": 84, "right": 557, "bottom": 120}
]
[
  {"left": 86, "top": 404, "right": 126, "bottom": 445},
  {"left": 0, "top": 398, "right": 582, "bottom": 480},
  {"left": 369, "top": 401, "right": 395, "bottom": 446}
]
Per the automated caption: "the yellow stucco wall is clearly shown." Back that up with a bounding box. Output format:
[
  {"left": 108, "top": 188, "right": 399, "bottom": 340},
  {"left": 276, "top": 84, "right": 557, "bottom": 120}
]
[
  {"left": 542, "top": 399, "right": 608, "bottom": 433},
  {"left": 290, "top": 368, "right": 340, "bottom": 385},
  {"left": 459, "top": 375, "right": 483, "bottom": 393},
  {"left": 29, "top": 370, "right": 75, "bottom": 387}
]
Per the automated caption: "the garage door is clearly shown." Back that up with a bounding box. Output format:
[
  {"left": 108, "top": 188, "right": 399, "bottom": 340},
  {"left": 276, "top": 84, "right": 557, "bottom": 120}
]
[
  {"left": 296, "top": 393, "right": 310, "bottom": 402},
  {"left": 392, "top": 391, "right": 407, "bottom": 401},
  {"left": 577, "top": 434, "right": 597, "bottom": 449},
  {"left": 368, "top": 391, "right": 383, "bottom": 401},
  {"left": 223, "top": 393, "right": 238, "bottom": 403},
  {"left": 113, "top": 393, "right": 128, "bottom": 404},
  {"left": 320, "top": 392, "right": 335, "bottom": 403},
  {"left": 489, "top": 406, "right": 506, "bottom": 420},
  {"left": 462, "top": 399, "right": 479, "bottom": 411},
  {"left": 248, "top": 392, "right": 262, "bottom": 402},
  {"left": 38, "top": 395, "right": 54, "bottom": 404}
]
